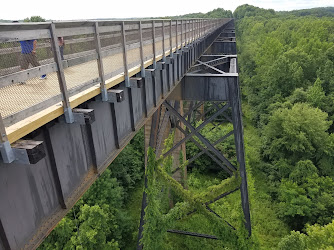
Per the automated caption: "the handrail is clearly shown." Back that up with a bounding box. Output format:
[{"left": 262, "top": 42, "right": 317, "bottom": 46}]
[{"left": 0, "top": 18, "right": 231, "bottom": 142}]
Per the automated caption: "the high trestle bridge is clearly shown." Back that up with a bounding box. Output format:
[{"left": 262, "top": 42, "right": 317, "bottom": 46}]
[{"left": 0, "top": 18, "right": 250, "bottom": 249}]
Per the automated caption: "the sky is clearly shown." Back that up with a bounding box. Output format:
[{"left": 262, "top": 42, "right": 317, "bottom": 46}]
[{"left": 2, "top": 0, "right": 334, "bottom": 21}]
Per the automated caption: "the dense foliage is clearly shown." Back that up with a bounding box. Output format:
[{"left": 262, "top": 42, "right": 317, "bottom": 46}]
[
  {"left": 235, "top": 3, "right": 334, "bottom": 247},
  {"left": 23, "top": 16, "right": 46, "bottom": 22},
  {"left": 39, "top": 130, "right": 145, "bottom": 249},
  {"left": 166, "top": 8, "right": 233, "bottom": 19}
]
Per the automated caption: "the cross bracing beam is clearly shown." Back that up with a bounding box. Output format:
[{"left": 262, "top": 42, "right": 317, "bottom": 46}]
[
  {"left": 183, "top": 188, "right": 240, "bottom": 219},
  {"left": 174, "top": 123, "right": 234, "bottom": 175},
  {"left": 162, "top": 102, "right": 230, "bottom": 158},
  {"left": 167, "top": 229, "right": 219, "bottom": 240},
  {"left": 163, "top": 101, "right": 237, "bottom": 173},
  {"left": 186, "top": 130, "right": 234, "bottom": 167},
  {"left": 192, "top": 55, "right": 237, "bottom": 72},
  {"left": 196, "top": 60, "right": 226, "bottom": 74}
]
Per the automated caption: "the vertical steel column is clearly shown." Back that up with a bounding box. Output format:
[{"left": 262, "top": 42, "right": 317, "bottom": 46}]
[
  {"left": 139, "top": 21, "right": 145, "bottom": 78},
  {"left": 50, "top": 22, "right": 74, "bottom": 123},
  {"left": 94, "top": 22, "right": 108, "bottom": 101},
  {"left": 228, "top": 79, "right": 252, "bottom": 236},
  {"left": 162, "top": 20, "right": 166, "bottom": 61},
  {"left": 152, "top": 20, "right": 157, "bottom": 69},
  {"left": 136, "top": 108, "right": 162, "bottom": 250},
  {"left": 121, "top": 21, "right": 130, "bottom": 87}
]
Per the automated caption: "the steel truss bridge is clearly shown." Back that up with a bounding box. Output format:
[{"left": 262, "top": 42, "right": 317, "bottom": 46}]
[{"left": 0, "top": 18, "right": 250, "bottom": 249}]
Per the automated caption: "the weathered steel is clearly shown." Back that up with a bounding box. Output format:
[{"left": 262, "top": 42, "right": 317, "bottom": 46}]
[
  {"left": 50, "top": 22, "right": 74, "bottom": 123},
  {"left": 43, "top": 124, "right": 67, "bottom": 208},
  {"left": 167, "top": 229, "right": 218, "bottom": 240},
  {"left": 94, "top": 22, "right": 108, "bottom": 101},
  {"left": 162, "top": 103, "right": 230, "bottom": 158},
  {"left": 229, "top": 77, "right": 252, "bottom": 236},
  {"left": 152, "top": 20, "right": 157, "bottom": 68},
  {"left": 187, "top": 130, "right": 234, "bottom": 166},
  {"left": 139, "top": 21, "right": 145, "bottom": 77},
  {"left": 175, "top": 123, "right": 233, "bottom": 175},
  {"left": 121, "top": 22, "right": 130, "bottom": 87},
  {"left": 163, "top": 101, "right": 237, "bottom": 173},
  {"left": 162, "top": 20, "right": 166, "bottom": 60},
  {"left": 137, "top": 107, "right": 162, "bottom": 250}
]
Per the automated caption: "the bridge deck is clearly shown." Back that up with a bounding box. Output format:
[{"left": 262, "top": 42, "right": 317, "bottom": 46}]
[
  {"left": 0, "top": 19, "right": 226, "bottom": 144},
  {"left": 1, "top": 42, "right": 167, "bottom": 143}
]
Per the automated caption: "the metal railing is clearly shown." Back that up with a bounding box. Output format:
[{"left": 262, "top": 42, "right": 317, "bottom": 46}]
[{"left": 0, "top": 18, "right": 228, "bottom": 130}]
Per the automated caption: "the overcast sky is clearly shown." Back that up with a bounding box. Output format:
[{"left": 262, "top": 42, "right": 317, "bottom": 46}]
[{"left": 2, "top": 0, "right": 334, "bottom": 21}]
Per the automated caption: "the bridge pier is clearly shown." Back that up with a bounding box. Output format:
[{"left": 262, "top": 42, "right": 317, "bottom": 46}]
[{"left": 138, "top": 20, "right": 251, "bottom": 248}]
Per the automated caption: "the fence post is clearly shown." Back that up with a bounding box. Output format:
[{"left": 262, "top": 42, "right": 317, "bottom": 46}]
[
  {"left": 176, "top": 20, "right": 178, "bottom": 50},
  {"left": 170, "top": 20, "right": 173, "bottom": 56},
  {"left": 0, "top": 113, "right": 15, "bottom": 163},
  {"left": 139, "top": 21, "right": 145, "bottom": 78},
  {"left": 152, "top": 20, "right": 157, "bottom": 69},
  {"left": 181, "top": 19, "right": 183, "bottom": 47},
  {"left": 185, "top": 20, "right": 187, "bottom": 46},
  {"left": 121, "top": 21, "right": 130, "bottom": 87},
  {"left": 162, "top": 20, "right": 166, "bottom": 61},
  {"left": 50, "top": 22, "right": 74, "bottom": 123},
  {"left": 192, "top": 19, "right": 195, "bottom": 42},
  {"left": 94, "top": 22, "right": 108, "bottom": 101}
]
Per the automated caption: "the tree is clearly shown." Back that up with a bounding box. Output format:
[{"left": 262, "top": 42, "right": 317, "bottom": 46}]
[
  {"left": 278, "top": 220, "right": 334, "bottom": 249},
  {"left": 306, "top": 78, "right": 326, "bottom": 109},
  {"left": 262, "top": 103, "right": 332, "bottom": 164},
  {"left": 23, "top": 16, "right": 46, "bottom": 22},
  {"left": 278, "top": 160, "right": 334, "bottom": 229},
  {"left": 72, "top": 205, "right": 119, "bottom": 249}
]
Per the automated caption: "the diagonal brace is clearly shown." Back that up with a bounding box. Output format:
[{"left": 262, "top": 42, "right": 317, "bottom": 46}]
[
  {"left": 175, "top": 123, "right": 233, "bottom": 175},
  {"left": 163, "top": 103, "right": 230, "bottom": 158},
  {"left": 163, "top": 101, "right": 237, "bottom": 172},
  {"left": 187, "top": 130, "right": 234, "bottom": 166},
  {"left": 196, "top": 60, "right": 226, "bottom": 74}
]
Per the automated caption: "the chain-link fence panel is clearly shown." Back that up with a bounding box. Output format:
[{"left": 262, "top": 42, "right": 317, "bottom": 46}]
[
  {"left": 126, "top": 26, "right": 141, "bottom": 70},
  {"left": 0, "top": 36, "right": 61, "bottom": 126},
  {"left": 142, "top": 25, "right": 154, "bottom": 62},
  {"left": 101, "top": 25, "right": 125, "bottom": 80}
]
